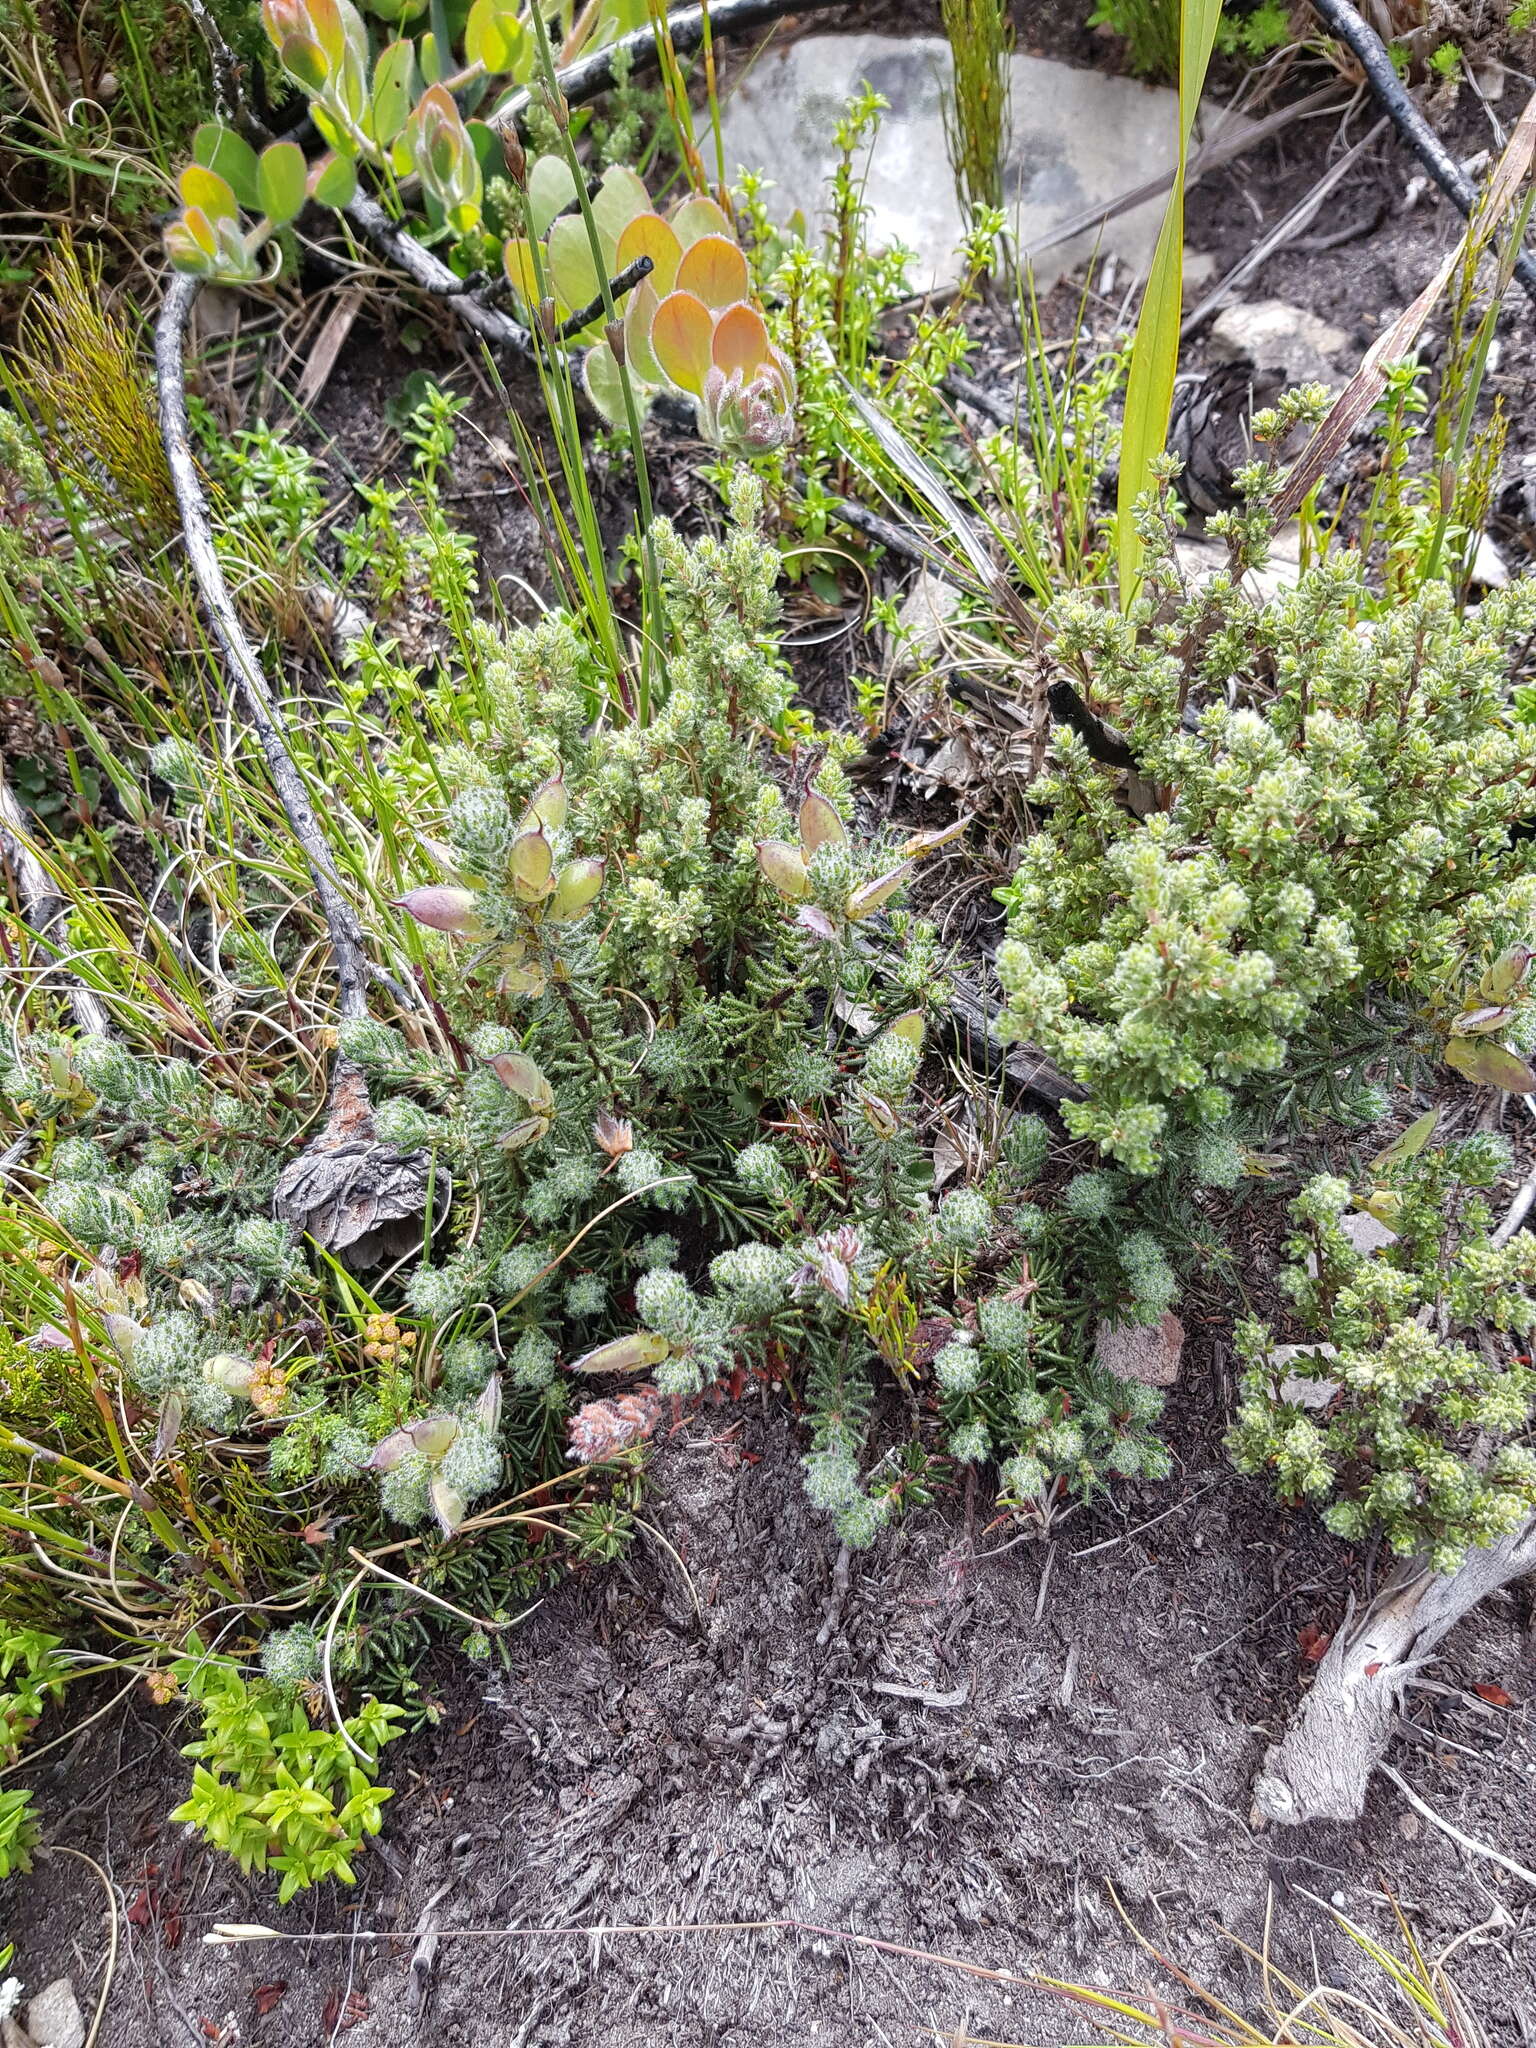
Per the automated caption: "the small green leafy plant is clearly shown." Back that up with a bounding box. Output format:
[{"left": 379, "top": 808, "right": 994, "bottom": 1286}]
[
  {"left": 170, "top": 1654, "right": 403, "bottom": 1903},
  {"left": 1230, "top": 1122, "right": 1536, "bottom": 1573}
]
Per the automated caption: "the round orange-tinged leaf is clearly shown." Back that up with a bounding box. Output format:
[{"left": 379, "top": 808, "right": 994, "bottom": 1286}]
[
  {"left": 649, "top": 290, "right": 714, "bottom": 397},
  {"left": 546, "top": 215, "right": 600, "bottom": 320},
  {"left": 676, "top": 233, "right": 749, "bottom": 311},
  {"left": 711, "top": 300, "right": 770, "bottom": 379},
  {"left": 591, "top": 164, "right": 652, "bottom": 262},
  {"left": 616, "top": 212, "right": 681, "bottom": 296},
  {"left": 623, "top": 277, "right": 665, "bottom": 385},
  {"left": 502, "top": 238, "right": 540, "bottom": 306},
  {"left": 670, "top": 193, "right": 733, "bottom": 247},
  {"left": 179, "top": 163, "right": 239, "bottom": 222}
]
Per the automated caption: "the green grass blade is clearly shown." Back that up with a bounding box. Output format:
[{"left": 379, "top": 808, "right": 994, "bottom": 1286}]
[{"left": 1115, "top": 0, "right": 1222, "bottom": 606}]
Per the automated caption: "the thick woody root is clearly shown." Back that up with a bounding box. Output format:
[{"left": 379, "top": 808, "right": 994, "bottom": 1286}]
[{"left": 1253, "top": 1512, "right": 1536, "bottom": 1826}]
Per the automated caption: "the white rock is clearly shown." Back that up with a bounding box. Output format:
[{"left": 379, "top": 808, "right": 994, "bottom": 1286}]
[
  {"left": 886, "top": 566, "right": 964, "bottom": 677},
  {"left": 720, "top": 37, "right": 1228, "bottom": 293},
  {"left": 25, "top": 1982, "right": 83, "bottom": 2048},
  {"left": 1469, "top": 532, "right": 1510, "bottom": 589},
  {"left": 1175, "top": 519, "right": 1303, "bottom": 602},
  {"left": 1208, "top": 299, "right": 1349, "bottom": 389}
]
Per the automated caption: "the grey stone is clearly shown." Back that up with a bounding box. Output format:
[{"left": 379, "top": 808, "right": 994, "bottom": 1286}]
[
  {"left": 1208, "top": 299, "right": 1349, "bottom": 389},
  {"left": 25, "top": 1982, "right": 83, "bottom": 2048},
  {"left": 885, "top": 567, "right": 964, "bottom": 678},
  {"left": 720, "top": 37, "right": 1219, "bottom": 292},
  {"left": 1272, "top": 1344, "right": 1341, "bottom": 1410},
  {"left": 1095, "top": 1309, "right": 1184, "bottom": 1388}
]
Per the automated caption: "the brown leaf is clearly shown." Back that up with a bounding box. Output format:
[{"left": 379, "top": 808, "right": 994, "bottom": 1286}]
[
  {"left": 252, "top": 1982, "right": 288, "bottom": 2016},
  {"left": 1296, "top": 1623, "right": 1332, "bottom": 1663},
  {"left": 1364, "top": 1660, "right": 1384, "bottom": 1677},
  {"left": 1473, "top": 1682, "right": 1515, "bottom": 1707}
]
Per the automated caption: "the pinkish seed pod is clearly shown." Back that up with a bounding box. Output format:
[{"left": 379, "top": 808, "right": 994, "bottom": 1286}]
[
  {"left": 393, "top": 886, "right": 489, "bottom": 936},
  {"left": 487, "top": 1051, "right": 554, "bottom": 1110},
  {"left": 550, "top": 857, "right": 604, "bottom": 922},
  {"left": 521, "top": 774, "right": 568, "bottom": 834},
  {"left": 756, "top": 839, "right": 809, "bottom": 901},
  {"left": 509, "top": 827, "right": 555, "bottom": 903},
  {"left": 430, "top": 1477, "right": 468, "bottom": 1537},
  {"left": 798, "top": 790, "right": 846, "bottom": 856},
  {"left": 569, "top": 1331, "right": 673, "bottom": 1375},
  {"left": 474, "top": 1373, "right": 502, "bottom": 1433},
  {"left": 846, "top": 862, "right": 912, "bottom": 922}
]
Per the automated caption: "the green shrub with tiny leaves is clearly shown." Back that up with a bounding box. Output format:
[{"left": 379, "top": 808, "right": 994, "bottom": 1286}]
[
  {"left": 1230, "top": 1131, "right": 1536, "bottom": 1573},
  {"left": 996, "top": 475, "right": 1536, "bottom": 1174}
]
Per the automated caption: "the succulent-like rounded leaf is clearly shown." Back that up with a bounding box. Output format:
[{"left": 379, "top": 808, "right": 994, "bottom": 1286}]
[
  {"left": 591, "top": 164, "right": 653, "bottom": 259},
  {"left": 1444, "top": 1036, "right": 1536, "bottom": 1092},
  {"left": 569, "top": 1331, "right": 673, "bottom": 1375},
  {"left": 464, "top": 0, "right": 525, "bottom": 75},
  {"left": 583, "top": 337, "right": 628, "bottom": 424},
  {"left": 669, "top": 193, "right": 733, "bottom": 246},
  {"left": 710, "top": 299, "right": 771, "bottom": 378},
  {"left": 756, "top": 839, "right": 809, "bottom": 901},
  {"left": 545, "top": 212, "right": 604, "bottom": 317},
  {"left": 179, "top": 163, "right": 240, "bottom": 223},
  {"left": 277, "top": 29, "right": 330, "bottom": 92},
  {"left": 615, "top": 211, "right": 681, "bottom": 296},
  {"left": 368, "top": 38, "right": 416, "bottom": 146},
  {"left": 676, "top": 233, "right": 749, "bottom": 312},
  {"left": 257, "top": 140, "right": 308, "bottom": 227},
  {"left": 502, "top": 237, "right": 541, "bottom": 306},
  {"left": 166, "top": 212, "right": 220, "bottom": 274},
  {"left": 193, "top": 123, "right": 260, "bottom": 208},
  {"left": 527, "top": 153, "right": 577, "bottom": 236},
  {"left": 621, "top": 277, "right": 665, "bottom": 386},
  {"left": 308, "top": 152, "right": 358, "bottom": 207},
  {"left": 797, "top": 790, "right": 846, "bottom": 856},
  {"left": 650, "top": 290, "right": 714, "bottom": 397}
]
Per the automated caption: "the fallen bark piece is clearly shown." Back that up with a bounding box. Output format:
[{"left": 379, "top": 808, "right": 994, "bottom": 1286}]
[
  {"left": 1252, "top": 1509, "right": 1536, "bottom": 1826},
  {"left": 274, "top": 1065, "right": 444, "bottom": 1269},
  {"left": 1095, "top": 1310, "right": 1184, "bottom": 1388}
]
